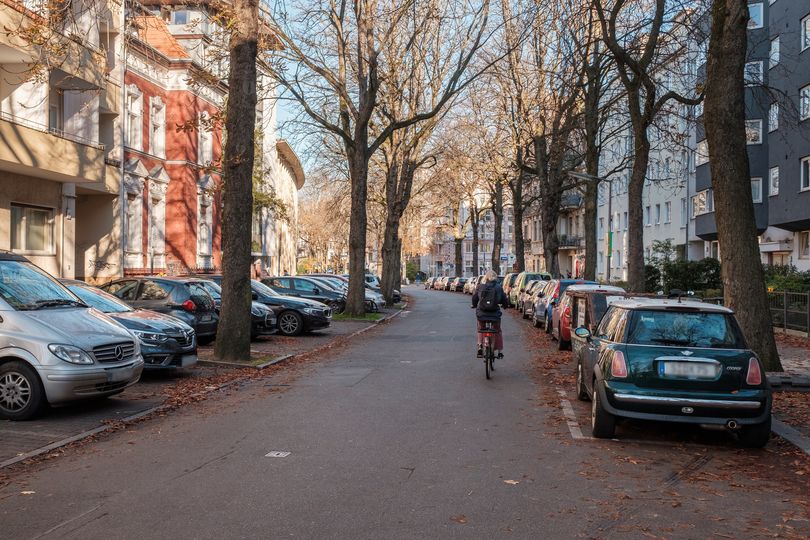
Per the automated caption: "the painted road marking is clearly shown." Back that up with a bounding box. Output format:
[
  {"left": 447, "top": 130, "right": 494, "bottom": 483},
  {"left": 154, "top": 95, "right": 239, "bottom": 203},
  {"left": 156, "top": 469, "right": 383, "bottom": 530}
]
[
  {"left": 265, "top": 451, "right": 291, "bottom": 458},
  {"left": 558, "top": 389, "right": 587, "bottom": 440}
]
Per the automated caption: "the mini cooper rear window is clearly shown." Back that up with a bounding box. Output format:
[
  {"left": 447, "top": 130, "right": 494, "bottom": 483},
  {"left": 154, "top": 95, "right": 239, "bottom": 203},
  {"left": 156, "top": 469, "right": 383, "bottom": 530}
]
[{"left": 626, "top": 310, "right": 744, "bottom": 348}]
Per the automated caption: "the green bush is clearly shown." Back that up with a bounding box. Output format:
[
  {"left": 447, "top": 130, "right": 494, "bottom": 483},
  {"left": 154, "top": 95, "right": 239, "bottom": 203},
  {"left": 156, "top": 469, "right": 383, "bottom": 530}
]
[
  {"left": 661, "top": 257, "right": 721, "bottom": 293},
  {"left": 644, "top": 264, "right": 661, "bottom": 292}
]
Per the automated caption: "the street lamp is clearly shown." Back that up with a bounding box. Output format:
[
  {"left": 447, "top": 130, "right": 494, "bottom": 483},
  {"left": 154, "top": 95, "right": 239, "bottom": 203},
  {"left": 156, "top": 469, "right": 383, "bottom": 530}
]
[{"left": 568, "top": 171, "right": 614, "bottom": 282}]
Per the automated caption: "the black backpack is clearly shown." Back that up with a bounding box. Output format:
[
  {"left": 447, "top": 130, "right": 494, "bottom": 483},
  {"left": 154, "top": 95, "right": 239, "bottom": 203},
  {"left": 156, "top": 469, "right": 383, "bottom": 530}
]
[{"left": 479, "top": 284, "right": 499, "bottom": 312}]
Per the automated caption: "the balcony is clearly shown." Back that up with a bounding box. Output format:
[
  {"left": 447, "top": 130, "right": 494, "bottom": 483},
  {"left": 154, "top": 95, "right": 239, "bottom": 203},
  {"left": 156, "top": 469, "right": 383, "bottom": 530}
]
[
  {"left": 0, "top": 111, "right": 105, "bottom": 183},
  {"left": 560, "top": 193, "right": 583, "bottom": 210},
  {"left": 558, "top": 235, "right": 583, "bottom": 249}
]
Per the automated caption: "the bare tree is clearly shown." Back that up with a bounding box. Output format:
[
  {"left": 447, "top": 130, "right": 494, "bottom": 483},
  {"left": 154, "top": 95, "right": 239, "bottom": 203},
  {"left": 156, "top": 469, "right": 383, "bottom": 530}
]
[
  {"left": 704, "top": 1, "right": 781, "bottom": 371},
  {"left": 265, "top": 0, "right": 492, "bottom": 315},
  {"left": 213, "top": 0, "right": 260, "bottom": 361},
  {"left": 593, "top": 0, "right": 701, "bottom": 291}
]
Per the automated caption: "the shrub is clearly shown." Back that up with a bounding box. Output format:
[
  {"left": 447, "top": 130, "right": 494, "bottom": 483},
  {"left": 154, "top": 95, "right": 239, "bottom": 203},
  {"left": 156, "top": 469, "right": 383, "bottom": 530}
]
[{"left": 644, "top": 264, "right": 661, "bottom": 292}]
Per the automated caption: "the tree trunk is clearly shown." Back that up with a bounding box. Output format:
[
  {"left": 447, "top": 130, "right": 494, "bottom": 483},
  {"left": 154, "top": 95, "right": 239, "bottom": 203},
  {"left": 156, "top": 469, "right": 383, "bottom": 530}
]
[
  {"left": 380, "top": 210, "right": 401, "bottom": 304},
  {"left": 471, "top": 203, "right": 480, "bottom": 276},
  {"left": 213, "top": 0, "right": 258, "bottom": 362},
  {"left": 511, "top": 177, "right": 525, "bottom": 273},
  {"left": 705, "top": 0, "right": 781, "bottom": 371},
  {"left": 583, "top": 57, "right": 601, "bottom": 281},
  {"left": 626, "top": 101, "right": 650, "bottom": 292},
  {"left": 490, "top": 181, "right": 504, "bottom": 275},
  {"left": 345, "top": 144, "right": 369, "bottom": 316},
  {"left": 583, "top": 183, "right": 598, "bottom": 281},
  {"left": 454, "top": 237, "right": 463, "bottom": 277}
]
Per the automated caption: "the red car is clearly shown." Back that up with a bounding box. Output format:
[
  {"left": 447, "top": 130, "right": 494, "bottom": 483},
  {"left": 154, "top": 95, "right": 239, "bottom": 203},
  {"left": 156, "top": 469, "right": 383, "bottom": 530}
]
[{"left": 551, "top": 284, "right": 625, "bottom": 350}]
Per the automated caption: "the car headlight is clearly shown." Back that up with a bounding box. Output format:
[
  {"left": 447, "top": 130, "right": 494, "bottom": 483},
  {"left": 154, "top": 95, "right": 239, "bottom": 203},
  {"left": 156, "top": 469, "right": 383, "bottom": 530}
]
[
  {"left": 132, "top": 330, "right": 169, "bottom": 345},
  {"left": 251, "top": 306, "right": 263, "bottom": 316},
  {"left": 49, "top": 344, "right": 94, "bottom": 365},
  {"left": 302, "top": 307, "right": 315, "bottom": 314}
]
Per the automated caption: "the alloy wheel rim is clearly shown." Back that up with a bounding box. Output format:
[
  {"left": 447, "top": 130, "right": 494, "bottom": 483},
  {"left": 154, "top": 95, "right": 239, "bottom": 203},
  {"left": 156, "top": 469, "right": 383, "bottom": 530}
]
[
  {"left": 280, "top": 314, "right": 299, "bottom": 334},
  {"left": 0, "top": 372, "right": 31, "bottom": 412},
  {"left": 591, "top": 392, "right": 597, "bottom": 428}
]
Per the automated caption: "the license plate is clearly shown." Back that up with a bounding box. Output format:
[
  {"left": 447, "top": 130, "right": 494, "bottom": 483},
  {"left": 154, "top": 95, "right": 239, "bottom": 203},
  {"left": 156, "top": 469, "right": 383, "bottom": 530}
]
[
  {"left": 107, "top": 369, "right": 130, "bottom": 383},
  {"left": 660, "top": 361, "right": 718, "bottom": 379},
  {"left": 181, "top": 354, "right": 198, "bottom": 367},
  {"left": 200, "top": 314, "right": 212, "bottom": 322}
]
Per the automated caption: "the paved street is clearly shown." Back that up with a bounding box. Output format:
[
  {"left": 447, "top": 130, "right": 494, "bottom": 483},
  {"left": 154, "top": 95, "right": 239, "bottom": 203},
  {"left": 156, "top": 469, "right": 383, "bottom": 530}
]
[{"left": 1, "top": 288, "right": 809, "bottom": 538}]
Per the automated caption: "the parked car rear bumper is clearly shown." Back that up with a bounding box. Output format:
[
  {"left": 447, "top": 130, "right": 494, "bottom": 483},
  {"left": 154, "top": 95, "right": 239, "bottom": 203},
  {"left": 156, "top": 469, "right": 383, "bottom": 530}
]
[
  {"left": 598, "top": 381, "right": 771, "bottom": 425},
  {"left": 40, "top": 358, "right": 145, "bottom": 404}
]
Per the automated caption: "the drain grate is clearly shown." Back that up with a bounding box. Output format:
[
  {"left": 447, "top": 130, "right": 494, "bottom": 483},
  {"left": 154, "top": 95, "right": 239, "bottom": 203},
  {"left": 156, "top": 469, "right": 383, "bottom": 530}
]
[{"left": 265, "top": 451, "right": 291, "bottom": 458}]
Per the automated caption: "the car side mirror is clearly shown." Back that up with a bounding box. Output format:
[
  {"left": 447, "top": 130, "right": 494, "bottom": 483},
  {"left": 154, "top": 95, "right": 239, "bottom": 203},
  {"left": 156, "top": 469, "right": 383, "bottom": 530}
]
[{"left": 574, "top": 327, "right": 591, "bottom": 340}]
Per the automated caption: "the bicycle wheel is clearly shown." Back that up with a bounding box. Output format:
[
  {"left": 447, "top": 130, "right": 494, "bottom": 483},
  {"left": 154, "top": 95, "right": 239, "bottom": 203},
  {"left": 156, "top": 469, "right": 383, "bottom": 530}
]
[{"left": 484, "top": 343, "right": 493, "bottom": 380}]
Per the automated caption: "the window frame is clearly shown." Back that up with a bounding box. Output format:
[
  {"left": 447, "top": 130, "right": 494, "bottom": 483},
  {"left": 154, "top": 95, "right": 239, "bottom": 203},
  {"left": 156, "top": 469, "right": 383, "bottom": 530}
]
[
  {"left": 748, "top": 3, "right": 764, "bottom": 29},
  {"left": 801, "top": 85, "right": 810, "bottom": 120},
  {"left": 744, "top": 61, "right": 763, "bottom": 86},
  {"left": 10, "top": 203, "right": 56, "bottom": 255},
  {"left": 770, "top": 166, "right": 779, "bottom": 197},
  {"left": 799, "top": 231, "right": 810, "bottom": 260},
  {"left": 770, "top": 36, "right": 780, "bottom": 68},
  {"left": 803, "top": 14, "right": 810, "bottom": 52},
  {"left": 769, "top": 102, "right": 779, "bottom": 132},
  {"left": 751, "top": 177, "right": 763, "bottom": 203},
  {"left": 801, "top": 156, "right": 810, "bottom": 191},
  {"left": 745, "top": 119, "right": 763, "bottom": 145}
]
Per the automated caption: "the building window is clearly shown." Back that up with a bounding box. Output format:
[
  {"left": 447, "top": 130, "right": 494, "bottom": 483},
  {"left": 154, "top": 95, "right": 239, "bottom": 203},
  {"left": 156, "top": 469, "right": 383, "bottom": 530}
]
[
  {"left": 711, "top": 241, "right": 720, "bottom": 260},
  {"left": 692, "top": 190, "right": 714, "bottom": 217},
  {"left": 751, "top": 178, "right": 762, "bottom": 203},
  {"left": 644, "top": 206, "right": 651, "bottom": 226},
  {"left": 655, "top": 204, "right": 661, "bottom": 225},
  {"left": 681, "top": 198, "right": 687, "bottom": 226},
  {"left": 598, "top": 217, "right": 604, "bottom": 234},
  {"left": 48, "top": 87, "right": 63, "bottom": 133},
  {"left": 696, "top": 140, "right": 709, "bottom": 166},
  {"left": 623, "top": 212, "right": 628, "bottom": 231},
  {"left": 770, "top": 166, "right": 779, "bottom": 196},
  {"left": 745, "top": 119, "right": 762, "bottom": 144},
  {"left": 10, "top": 204, "right": 54, "bottom": 254},
  {"left": 768, "top": 103, "right": 779, "bottom": 132},
  {"left": 770, "top": 36, "right": 780, "bottom": 68},
  {"left": 665, "top": 201, "right": 672, "bottom": 223},
  {"left": 198, "top": 194, "right": 213, "bottom": 263},
  {"left": 125, "top": 193, "right": 143, "bottom": 256},
  {"left": 198, "top": 112, "right": 214, "bottom": 165},
  {"left": 802, "top": 156, "right": 810, "bottom": 191},
  {"left": 694, "top": 101, "right": 703, "bottom": 118},
  {"left": 126, "top": 85, "right": 143, "bottom": 151},
  {"left": 748, "top": 3, "right": 763, "bottom": 29},
  {"left": 801, "top": 85, "right": 810, "bottom": 120},
  {"left": 697, "top": 40, "right": 708, "bottom": 67},
  {"left": 803, "top": 15, "right": 810, "bottom": 51},
  {"left": 800, "top": 231, "right": 810, "bottom": 259},
  {"left": 150, "top": 97, "right": 166, "bottom": 158},
  {"left": 744, "top": 61, "right": 763, "bottom": 85}
]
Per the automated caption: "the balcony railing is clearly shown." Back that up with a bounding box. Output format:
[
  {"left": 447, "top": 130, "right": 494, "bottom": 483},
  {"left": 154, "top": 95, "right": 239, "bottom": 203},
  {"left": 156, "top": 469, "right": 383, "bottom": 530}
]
[
  {"left": 560, "top": 193, "right": 583, "bottom": 210},
  {"left": 558, "top": 235, "right": 583, "bottom": 248},
  {"left": 0, "top": 110, "right": 104, "bottom": 149}
]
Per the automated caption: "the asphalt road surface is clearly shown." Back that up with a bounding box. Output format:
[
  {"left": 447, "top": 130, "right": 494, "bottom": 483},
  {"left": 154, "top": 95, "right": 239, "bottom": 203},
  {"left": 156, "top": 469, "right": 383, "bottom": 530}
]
[{"left": 1, "top": 287, "right": 808, "bottom": 539}]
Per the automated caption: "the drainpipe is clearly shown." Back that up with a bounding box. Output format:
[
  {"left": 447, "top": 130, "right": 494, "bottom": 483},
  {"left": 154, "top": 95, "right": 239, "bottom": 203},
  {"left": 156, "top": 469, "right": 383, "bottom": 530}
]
[{"left": 118, "top": 2, "right": 127, "bottom": 277}]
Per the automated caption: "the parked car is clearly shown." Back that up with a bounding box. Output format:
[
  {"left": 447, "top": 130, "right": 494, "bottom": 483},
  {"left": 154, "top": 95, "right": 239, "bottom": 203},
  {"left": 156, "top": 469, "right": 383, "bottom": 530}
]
[
  {"left": 432, "top": 277, "right": 446, "bottom": 290},
  {"left": 424, "top": 277, "right": 436, "bottom": 290},
  {"left": 0, "top": 253, "right": 144, "bottom": 420},
  {"left": 532, "top": 279, "right": 596, "bottom": 332},
  {"left": 518, "top": 280, "right": 545, "bottom": 319},
  {"left": 64, "top": 280, "right": 198, "bottom": 369},
  {"left": 502, "top": 273, "right": 520, "bottom": 306},
  {"left": 100, "top": 277, "right": 219, "bottom": 344},
  {"left": 310, "top": 274, "right": 385, "bottom": 310},
  {"left": 450, "top": 277, "right": 468, "bottom": 292},
  {"left": 187, "top": 278, "right": 276, "bottom": 338},
  {"left": 464, "top": 276, "right": 479, "bottom": 294},
  {"left": 444, "top": 277, "right": 456, "bottom": 291},
  {"left": 263, "top": 276, "right": 346, "bottom": 314},
  {"left": 551, "top": 285, "right": 626, "bottom": 350},
  {"left": 510, "top": 272, "right": 552, "bottom": 310},
  {"left": 573, "top": 298, "right": 772, "bottom": 447},
  {"left": 341, "top": 274, "right": 400, "bottom": 303},
  {"left": 569, "top": 289, "right": 637, "bottom": 359}
]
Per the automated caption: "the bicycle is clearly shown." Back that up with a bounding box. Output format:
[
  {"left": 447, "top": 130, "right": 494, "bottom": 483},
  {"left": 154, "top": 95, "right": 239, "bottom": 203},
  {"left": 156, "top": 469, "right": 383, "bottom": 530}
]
[{"left": 478, "top": 321, "right": 499, "bottom": 379}]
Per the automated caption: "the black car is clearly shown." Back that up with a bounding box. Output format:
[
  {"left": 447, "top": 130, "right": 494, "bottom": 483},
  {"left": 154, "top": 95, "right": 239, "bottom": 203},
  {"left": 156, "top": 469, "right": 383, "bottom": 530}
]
[
  {"left": 202, "top": 276, "right": 332, "bottom": 336},
  {"left": 63, "top": 280, "right": 197, "bottom": 370},
  {"left": 190, "top": 278, "right": 276, "bottom": 338},
  {"left": 99, "top": 277, "right": 219, "bottom": 344},
  {"left": 262, "top": 276, "right": 346, "bottom": 313}
]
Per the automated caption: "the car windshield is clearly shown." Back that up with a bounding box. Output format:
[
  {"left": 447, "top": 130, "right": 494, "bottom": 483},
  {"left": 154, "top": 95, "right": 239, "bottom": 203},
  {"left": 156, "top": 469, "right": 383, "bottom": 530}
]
[
  {"left": 626, "top": 309, "right": 745, "bottom": 348},
  {"left": 0, "top": 261, "right": 82, "bottom": 310},
  {"left": 68, "top": 284, "right": 133, "bottom": 313},
  {"left": 197, "top": 280, "right": 222, "bottom": 300},
  {"left": 252, "top": 279, "right": 280, "bottom": 297},
  {"left": 310, "top": 277, "right": 340, "bottom": 292}
]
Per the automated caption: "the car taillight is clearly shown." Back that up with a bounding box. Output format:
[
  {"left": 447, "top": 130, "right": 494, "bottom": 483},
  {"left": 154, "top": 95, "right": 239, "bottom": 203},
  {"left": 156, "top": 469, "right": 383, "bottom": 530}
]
[
  {"left": 746, "top": 357, "right": 763, "bottom": 385},
  {"left": 564, "top": 306, "right": 571, "bottom": 317},
  {"left": 181, "top": 300, "right": 197, "bottom": 312},
  {"left": 611, "top": 351, "right": 628, "bottom": 378}
]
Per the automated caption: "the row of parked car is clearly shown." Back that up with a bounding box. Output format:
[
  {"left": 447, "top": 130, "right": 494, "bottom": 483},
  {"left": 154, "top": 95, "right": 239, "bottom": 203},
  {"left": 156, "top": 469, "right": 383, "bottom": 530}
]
[
  {"left": 0, "top": 250, "right": 395, "bottom": 421},
  {"left": 428, "top": 269, "right": 774, "bottom": 447}
]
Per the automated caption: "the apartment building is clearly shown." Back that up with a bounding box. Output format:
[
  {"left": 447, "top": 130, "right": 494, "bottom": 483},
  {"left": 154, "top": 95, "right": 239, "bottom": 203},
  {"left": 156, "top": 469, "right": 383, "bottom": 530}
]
[
  {"left": 523, "top": 192, "right": 586, "bottom": 278},
  {"left": 0, "top": 0, "right": 122, "bottom": 280}
]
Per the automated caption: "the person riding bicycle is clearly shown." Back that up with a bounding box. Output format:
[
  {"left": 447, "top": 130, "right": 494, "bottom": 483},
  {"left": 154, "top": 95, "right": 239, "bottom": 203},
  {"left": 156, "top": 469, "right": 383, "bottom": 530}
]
[{"left": 471, "top": 270, "right": 507, "bottom": 359}]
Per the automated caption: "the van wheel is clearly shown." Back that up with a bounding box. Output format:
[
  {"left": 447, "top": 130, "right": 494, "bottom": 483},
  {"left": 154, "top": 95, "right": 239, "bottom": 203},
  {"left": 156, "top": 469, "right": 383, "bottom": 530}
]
[
  {"left": 591, "top": 384, "right": 616, "bottom": 439},
  {"left": 0, "top": 361, "right": 46, "bottom": 421},
  {"left": 737, "top": 416, "right": 771, "bottom": 448}
]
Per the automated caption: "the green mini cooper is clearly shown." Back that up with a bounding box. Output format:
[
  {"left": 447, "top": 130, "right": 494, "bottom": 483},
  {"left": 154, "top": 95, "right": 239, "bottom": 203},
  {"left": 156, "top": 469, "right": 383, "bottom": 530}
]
[{"left": 574, "top": 298, "right": 772, "bottom": 447}]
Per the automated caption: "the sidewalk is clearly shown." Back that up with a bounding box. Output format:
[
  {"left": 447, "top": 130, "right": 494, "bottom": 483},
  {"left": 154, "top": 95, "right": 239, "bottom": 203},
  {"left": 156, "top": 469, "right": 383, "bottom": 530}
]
[
  {"left": 770, "top": 333, "right": 810, "bottom": 390},
  {"left": 771, "top": 334, "right": 810, "bottom": 448},
  {"left": 0, "top": 305, "right": 404, "bottom": 469}
]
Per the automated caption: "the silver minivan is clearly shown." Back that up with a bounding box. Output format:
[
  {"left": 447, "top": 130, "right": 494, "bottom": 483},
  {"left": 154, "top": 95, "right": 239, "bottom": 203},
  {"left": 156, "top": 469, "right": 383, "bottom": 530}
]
[{"left": 0, "top": 253, "right": 144, "bottom": 420}]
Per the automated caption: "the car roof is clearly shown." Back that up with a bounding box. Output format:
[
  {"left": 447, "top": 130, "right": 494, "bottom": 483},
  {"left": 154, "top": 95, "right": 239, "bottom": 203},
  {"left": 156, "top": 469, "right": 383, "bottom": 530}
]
[
  {"left": 566, "top": 284, "right": 625, "bottom": 294},
  {"left": 609, "top": 297, "right": 732, "bottom": 313},
  {"left": 0, "top": 251, "right": 29, "bottom": 262},
  {"left": 60, "top": 279, "right": 86, "bottom": 286}
]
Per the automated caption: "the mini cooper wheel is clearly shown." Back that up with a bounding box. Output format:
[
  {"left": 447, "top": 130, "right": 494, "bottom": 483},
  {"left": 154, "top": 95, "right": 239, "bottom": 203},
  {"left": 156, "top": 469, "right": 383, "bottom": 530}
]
[
  {"left": 737, "top": 416, "right": 771, "bottom": 448},
  {"left": 0, "top": 361, "right": 46, "bottom": 421},
  {"left": 576, "top": 361, "right": 589, "bottom": 401},
  {"left": 278, "top": 311, "right": 304, "bottom": 336},
  {"left": 591, "top": 384, "right": 616, "bottom": 439}
]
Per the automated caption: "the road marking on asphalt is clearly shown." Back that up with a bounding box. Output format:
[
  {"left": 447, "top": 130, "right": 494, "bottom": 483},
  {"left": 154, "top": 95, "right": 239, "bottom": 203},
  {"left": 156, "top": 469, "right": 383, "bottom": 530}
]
[
  {"left": 558, "top": 389, "right": 586, "bottom": 440},
  {"left": 265, "top": 451, "right": 291, "bottom": 458}
]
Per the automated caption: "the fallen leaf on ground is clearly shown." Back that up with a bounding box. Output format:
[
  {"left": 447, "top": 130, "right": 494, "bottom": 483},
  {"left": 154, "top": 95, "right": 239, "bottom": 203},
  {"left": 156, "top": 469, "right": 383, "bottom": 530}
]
[
  {"left": 450, "top": 515, "right": 467, "bottom": 524},
  {"left": 504, "top": 480, "right": 520, "bottom": 485}
]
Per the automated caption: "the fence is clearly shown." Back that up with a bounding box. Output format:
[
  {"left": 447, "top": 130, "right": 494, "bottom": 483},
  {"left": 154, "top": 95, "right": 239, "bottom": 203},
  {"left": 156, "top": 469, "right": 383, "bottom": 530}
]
[{"left": 703, "top": 292, "right": 810, "bottom": 336}]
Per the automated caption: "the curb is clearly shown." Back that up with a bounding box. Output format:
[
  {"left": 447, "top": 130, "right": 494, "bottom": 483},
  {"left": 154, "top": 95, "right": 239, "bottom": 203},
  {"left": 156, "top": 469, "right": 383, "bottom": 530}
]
[
  {"left": 0, "top": 299, "right": 409, "bottom": 471},
  {"left": 772, "top": 418, "right": 810, "bottom": 457},
  {"left": 768, "top": 372, "right": 810, "bottom": 392}
]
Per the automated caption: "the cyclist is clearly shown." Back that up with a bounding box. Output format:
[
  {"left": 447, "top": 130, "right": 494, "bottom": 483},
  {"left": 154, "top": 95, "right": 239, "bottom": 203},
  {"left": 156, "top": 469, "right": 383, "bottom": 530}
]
[{"left": 471, "top": 270, "right": 507, "bottom": 359}]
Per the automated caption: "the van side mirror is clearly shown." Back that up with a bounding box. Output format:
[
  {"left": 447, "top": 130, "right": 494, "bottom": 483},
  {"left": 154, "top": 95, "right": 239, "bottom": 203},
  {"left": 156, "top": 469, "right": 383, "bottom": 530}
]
[{"left": 574, "top": 327, "right": 591, "bottom": 340}]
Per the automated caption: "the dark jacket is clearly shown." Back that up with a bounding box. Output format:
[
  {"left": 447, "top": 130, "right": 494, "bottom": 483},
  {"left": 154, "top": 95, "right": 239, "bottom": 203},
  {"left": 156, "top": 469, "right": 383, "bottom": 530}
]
[{"left": 472, "top": 281, "right": 507, "bottom": 321}]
